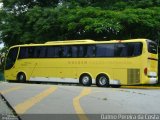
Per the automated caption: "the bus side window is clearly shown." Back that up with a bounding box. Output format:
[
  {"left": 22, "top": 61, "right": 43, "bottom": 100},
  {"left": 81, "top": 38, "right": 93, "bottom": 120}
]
[
  {"left": 133, "top": 43, "right": 142, "bottom": 56},
  {"left": 19, "top": 47, "right": 28, "bottom": 59},
  {"left": 86, "top": 45, "right": 96, "bottom": 57},
  {"left": 71, "top": 46, "right": 78, "bottom": 57},
  {"left": 114, "top": 43, "right": 128, "bottom": 57},
  {"left": 33, "top": 47, "right": 40, "bottom": 58},
  {"left": 34, "top": 47, "right": 46, "bottom": 58},
  {"left": 61, "top": 46, "right": 71, "bottom": 57},
  {"left": 46, "top": 46, "right": 55, "bottom": 58},
  {"left": 39, "top": 47, "right": 46, "bottom": 58},
  {"left": 83, "top": 46, "right": 88, "bottom": 57},
  {"left": 66, "top": 46, "right": 72, "bottom": 57},
  {"left": 46, "top": 46, "right": 61, "bottom": 58},
  {"left": 55, "top": 46, "right": 63, "bottom": 58},
  {"left": 78, "top": 46, "right": 85, "bottom": 57},
  {"left": 96, "top": 44, "right": 114, "bottom": 57},
  {"left": 128, "top": 43, "right": 142, "bottom": 56},
  {"left": 28, "top": 47, "right": 35, "bottom": 58},
  {"left": 127, "top": 44, "right": 134, "bottom": 56}
]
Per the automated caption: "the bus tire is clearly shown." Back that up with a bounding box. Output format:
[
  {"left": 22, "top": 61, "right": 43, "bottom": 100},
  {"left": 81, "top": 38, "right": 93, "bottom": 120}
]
[
  {"left": 80, "top": 74, "right": 92, "bottom": 86},
  {"left": 17, "top": 72, "right": 26, "bottom": 83},
  {"left": 96, "top": 74, "right": 109, "bottom": 87}
]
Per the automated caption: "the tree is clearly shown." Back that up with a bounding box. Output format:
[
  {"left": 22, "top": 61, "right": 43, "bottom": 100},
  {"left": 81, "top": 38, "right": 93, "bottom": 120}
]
[{"left": 0, "top": 0, "right": 160, "bottom": 47}]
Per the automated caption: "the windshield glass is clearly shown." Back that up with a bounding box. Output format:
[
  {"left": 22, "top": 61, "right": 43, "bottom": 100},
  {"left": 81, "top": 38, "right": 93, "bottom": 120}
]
[
  {"left": 147, "top": 40, "right": 157, "bottom": 54},
  {"left": 5, "top": 47, "right": 18, "bottom": 70}
]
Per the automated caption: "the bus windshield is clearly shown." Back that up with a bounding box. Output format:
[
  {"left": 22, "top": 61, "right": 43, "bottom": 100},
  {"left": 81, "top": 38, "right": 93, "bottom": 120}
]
[
  {"left": 147, "top": 41, "right": 157, "bottom": 54},
  {"left": 5, "top": 47, "right": 18, "bottom": 70}
]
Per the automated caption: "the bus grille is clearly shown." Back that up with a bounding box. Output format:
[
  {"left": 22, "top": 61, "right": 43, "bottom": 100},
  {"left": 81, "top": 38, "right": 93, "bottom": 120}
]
[{"left": 127, "top": 69, "right": 140, "bottom": 84}]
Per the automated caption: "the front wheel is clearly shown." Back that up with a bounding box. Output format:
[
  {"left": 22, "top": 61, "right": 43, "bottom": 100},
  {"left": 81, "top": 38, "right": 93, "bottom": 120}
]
[
  {"left": 96, "top": 75, "right": 109, "bottom": 87},
  {"left": 17, "top": 73, "right": 26, "bottom": 83}
]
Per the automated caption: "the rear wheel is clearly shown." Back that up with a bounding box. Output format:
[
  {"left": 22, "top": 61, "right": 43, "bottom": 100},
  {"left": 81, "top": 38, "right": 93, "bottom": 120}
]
[
  {"left": 96, "top": 74, "right": 109, "bottom": 87},
  {"left": 80, "top": 74, "right": 92, "bottom": 86},
  {"left": 17, "top": 73, "right": 26, "bottom": 83}
]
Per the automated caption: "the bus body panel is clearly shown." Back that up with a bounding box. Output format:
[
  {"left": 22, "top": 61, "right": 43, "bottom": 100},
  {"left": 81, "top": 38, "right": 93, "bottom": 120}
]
[
  {"left": 4, "top": 39, "right": 158, "bottom": 86},
  {"left": 5, "top": 56, "right": 145, "bottom": 85}
]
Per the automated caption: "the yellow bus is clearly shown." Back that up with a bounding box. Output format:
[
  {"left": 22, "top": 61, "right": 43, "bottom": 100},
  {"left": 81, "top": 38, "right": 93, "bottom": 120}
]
[{"left": 4, "top": 39, "right": 158, "bottom": 87}]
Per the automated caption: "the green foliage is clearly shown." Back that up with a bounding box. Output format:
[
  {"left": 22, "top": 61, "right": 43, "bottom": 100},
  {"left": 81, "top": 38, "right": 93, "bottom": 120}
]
[
  {"left": 0, "top": 0, "right": 160, "bottom": 46},
  {"left": 0, "top": 46, "right": 8, "bottom": 70},
  {"left": 118, "top": 8, "right": 160, "bottom": 40}
]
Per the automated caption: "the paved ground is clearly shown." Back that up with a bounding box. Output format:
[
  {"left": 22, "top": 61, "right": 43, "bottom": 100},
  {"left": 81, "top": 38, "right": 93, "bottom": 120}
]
[
  {"left": 0, "top": 94, "right": 19, "bottom": 120},
  {"left": 0, "top": 94, "right": 15, "bottom": 114},
  {"left": 0, "top": 82, "right": 160, "bottom": 120}
]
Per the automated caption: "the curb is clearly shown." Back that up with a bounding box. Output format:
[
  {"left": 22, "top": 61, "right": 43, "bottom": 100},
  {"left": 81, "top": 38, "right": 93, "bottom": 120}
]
[
  {"left": 121, "top": 86, "right": 160, "bottom": 89},
  {"left": 0, "top": 93, "right": 21, "bottom": 120}
]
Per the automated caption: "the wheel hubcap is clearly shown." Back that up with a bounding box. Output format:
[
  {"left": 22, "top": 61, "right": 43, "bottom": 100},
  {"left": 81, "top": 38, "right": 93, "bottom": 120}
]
[
  {"left": 19, "top": 75, "right": 24, "bottom": 81},
  {"left": 82, "top": 76, "right": 89, "bottom": 84},
  {"left": 99, "top": 77, "right": 107, "bottom": 85}
]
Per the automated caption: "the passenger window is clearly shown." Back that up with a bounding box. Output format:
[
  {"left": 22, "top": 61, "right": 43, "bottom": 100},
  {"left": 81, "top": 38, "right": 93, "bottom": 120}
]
[
  {"left": 71, "top": 46, "right": 78, "bottom": 57},
  {"left": 78, "top": 46, "right": 85, "bottom": 57},
  {"left": 19, "top": 47, "right": 28, "bottom": 59},
  {"left": 39, "top": 47, "right": 46, "bottom": 58},
  {"left": 47, "top": 46, "right": 61, "bottom": 58},
  {"left": 61, "top": 46, "right": 71, "bottom": 57},
  {"left": 96, "top": 44, "right": 114, "bottom": 57},
  {"left": 114, "top": 43, "right": 128, "bottom": 57},
  {"left": 28, "top": 47, "right": 35, "bottom": 58},
  {"left": 86, "top": 45, "right": 96, "bottom": 57},
  {"left": 33, "top": 47, "right": 46, "bottom": 58},
  {"left": 128, "top": 43, "right": 142, "bottom": 56}
]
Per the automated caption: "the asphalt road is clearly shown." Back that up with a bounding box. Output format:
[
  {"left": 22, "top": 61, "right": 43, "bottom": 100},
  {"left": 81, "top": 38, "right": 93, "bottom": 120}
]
[{"left": 0, "top": 82, "right": 160, "bottom": 120}]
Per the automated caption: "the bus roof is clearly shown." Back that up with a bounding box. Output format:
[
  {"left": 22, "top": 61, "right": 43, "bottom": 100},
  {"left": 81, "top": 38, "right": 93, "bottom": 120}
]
[
  {"left": 45, "top": 39, "right": 95, "bottom": 44},
  {"left": 11, "top": 38, "right": 148, "bottom": 48}
]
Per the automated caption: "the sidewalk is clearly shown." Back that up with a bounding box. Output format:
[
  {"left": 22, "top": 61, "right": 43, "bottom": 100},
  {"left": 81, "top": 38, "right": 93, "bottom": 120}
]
[
  {"left": 0, "top": 94, "right": 19, "bottom": 120},
  {"left": 0, "top": 95, "right": 13, "bottom": 114}
]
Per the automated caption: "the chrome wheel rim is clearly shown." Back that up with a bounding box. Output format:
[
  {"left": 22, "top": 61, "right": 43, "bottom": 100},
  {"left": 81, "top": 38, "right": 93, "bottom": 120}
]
[
  {"left": 19, "top": 74, "right": 24, "bottom": 81},
  {"left": 82, "top": 76, "right": 89, "bottom": 85},
  {"left": 99, "top": 77, "right": 107, "bottom": 86}
]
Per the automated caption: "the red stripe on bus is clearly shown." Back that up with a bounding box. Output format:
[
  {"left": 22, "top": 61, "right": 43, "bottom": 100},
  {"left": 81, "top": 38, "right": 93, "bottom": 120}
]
[{"left": 148, "top": 57, "right": 158, "bottom": 61}]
